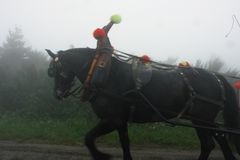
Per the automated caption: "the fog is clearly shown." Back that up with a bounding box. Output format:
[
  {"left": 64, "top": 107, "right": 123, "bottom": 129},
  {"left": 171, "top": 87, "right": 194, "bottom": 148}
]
[
  {"left": 0, "top": 0, "right": 240, "bottom": 68},
  {"left": 1, "top": 1, "right": 240, "bottom": 155}
]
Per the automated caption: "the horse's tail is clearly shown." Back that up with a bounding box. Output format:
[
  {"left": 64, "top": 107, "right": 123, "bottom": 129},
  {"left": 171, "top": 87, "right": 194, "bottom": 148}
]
[{"left": 221, "top": 76, "right": 240, "bottom": 154}]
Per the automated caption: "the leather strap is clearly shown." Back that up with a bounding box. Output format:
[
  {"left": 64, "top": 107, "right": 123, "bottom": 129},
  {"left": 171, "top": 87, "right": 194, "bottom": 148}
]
[{"left": 84, "top": 53, "right": 101, "bottom": 87}]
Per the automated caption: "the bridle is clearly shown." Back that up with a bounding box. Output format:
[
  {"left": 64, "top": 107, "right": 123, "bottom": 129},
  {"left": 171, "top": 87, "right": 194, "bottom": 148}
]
[{"left": 48, "top": 53, "right": 94, "bottom": 99}]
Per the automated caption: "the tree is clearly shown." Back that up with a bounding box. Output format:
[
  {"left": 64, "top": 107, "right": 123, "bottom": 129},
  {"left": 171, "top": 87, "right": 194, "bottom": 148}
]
[
  {"left": 195, "top": 59, "right": 206, "bottom": 69},
  {"left": 225, "top": 68, "right": 240, "bottom": 76},
  {"left": 0, "top": 27, "right": 45, "bottom": 112},
  {"left": 194, "top": 57, "right": 239, "bottom": 76},
  {"left": 207, "top": 57, "right": 225, "bottom": 72},
  {"left": 0, "top": 27, "right": 85, "bottom": 119},
  {"left": 195, "top": 57, "right": 224, "bottom": 72},
  {"left": 1, "top": 27, "right": 32, "bottom": 74},
  {"left": 3, "top": 27, "right": 25, "bottom": 49}
]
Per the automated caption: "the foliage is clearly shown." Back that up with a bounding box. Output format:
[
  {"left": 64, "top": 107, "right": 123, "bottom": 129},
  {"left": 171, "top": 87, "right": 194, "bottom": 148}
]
[
  {"left": 195, "top": 57, "right": 239, "bottom": 75},
  {"left": 0, "top": 27, "right": 91, "bottom": 120},
  {"left": 0, "top": 115, "right": 198, "bottom": 149}
]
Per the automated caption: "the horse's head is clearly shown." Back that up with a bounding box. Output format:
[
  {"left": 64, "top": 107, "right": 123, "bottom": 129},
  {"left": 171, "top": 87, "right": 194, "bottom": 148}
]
[{"left": 46, "top": 49, "right": 75, "bottom": 100}]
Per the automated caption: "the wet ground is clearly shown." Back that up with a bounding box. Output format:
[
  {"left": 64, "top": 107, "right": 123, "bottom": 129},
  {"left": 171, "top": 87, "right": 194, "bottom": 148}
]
[{"left": 0, "top": 141, "right": 237, "bottom": 160}]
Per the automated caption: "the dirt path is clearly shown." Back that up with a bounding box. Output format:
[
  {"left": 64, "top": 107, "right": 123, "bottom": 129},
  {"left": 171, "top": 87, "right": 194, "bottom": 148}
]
[{"left": 0, "top": 141, "right": 237, "bottom": 160}]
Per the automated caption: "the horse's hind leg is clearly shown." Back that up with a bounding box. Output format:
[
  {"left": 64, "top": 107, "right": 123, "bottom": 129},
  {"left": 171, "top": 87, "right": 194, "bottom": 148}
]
[
  {"left": 213, "top": 132, "right": 237, "bottom": 160},
  {"left": 117, "top": 123, "right": 132, "bottom": 160},
  {"left": 195, "top": 128, "right": 215, "bottom": 160},
  {"left": 85, "top": 120, "right": 115, "bottom": 160}
]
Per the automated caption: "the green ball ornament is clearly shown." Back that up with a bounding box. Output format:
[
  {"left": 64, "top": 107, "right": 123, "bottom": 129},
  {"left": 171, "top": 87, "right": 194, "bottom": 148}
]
[{"left": 110, "top": 14, "right": 122, "bottom": 24}]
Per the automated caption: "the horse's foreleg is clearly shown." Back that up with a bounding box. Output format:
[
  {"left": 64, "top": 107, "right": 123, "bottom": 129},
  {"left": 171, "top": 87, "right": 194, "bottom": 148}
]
[
  {"left": 85, "top": 120, "right": 115, "bottom": 160},
  {"left": 195, "top": 128, "right": 215, "bottom": 160},
  {"left": 213, "top": 133, "right": 237, "bottom": 160},
  {"left": 117, "top": 123, "right": 132, "bottom": 160}
]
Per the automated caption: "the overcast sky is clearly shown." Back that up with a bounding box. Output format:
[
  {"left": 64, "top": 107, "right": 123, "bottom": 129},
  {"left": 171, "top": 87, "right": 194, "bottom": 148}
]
[{"left": 0, "top": 0, "right": 240, "bottom": 69}]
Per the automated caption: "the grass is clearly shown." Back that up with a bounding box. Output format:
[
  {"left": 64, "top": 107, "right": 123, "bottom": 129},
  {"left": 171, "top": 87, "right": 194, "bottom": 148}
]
[
  {"left": 99, "top": 123, "right": 199, "bottom": 150},
  {"left": 0, "top": 116, "right": 92, "bottom": 145},
  {"left": 0, "top": 116, "right": 199, "bottom": 149}
]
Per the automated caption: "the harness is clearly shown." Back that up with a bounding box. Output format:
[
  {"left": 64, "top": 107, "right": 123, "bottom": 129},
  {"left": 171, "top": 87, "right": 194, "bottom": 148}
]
[
  {"left": 84, "top": 42, "right": 113, "bottom": 89},
  {"left": 84, "top": 53, "right": 101, "bottom": 87},
  {"left": 69, "top": 49, "right": 227, "bottom": 112},
  {"left": 176, "top": 70, "right": 225, "bottom": 119},
  {"left": 61, "top": 49, "right": 240, "bottom": 135},
  {"left": 132, "top": 57, "right": 152, "bottom": 90}
]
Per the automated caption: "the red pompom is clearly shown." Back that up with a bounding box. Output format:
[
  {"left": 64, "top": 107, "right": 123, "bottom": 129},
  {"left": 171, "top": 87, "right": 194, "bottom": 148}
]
[
  {"left": 93, "top": 28, "right": 106, "bottom": 39},
  {"left": 141, "top": 55, "right": 151, "bottom": 63},
  {"left": 234, "top": 81, "right": 240, "bottom": 89}
]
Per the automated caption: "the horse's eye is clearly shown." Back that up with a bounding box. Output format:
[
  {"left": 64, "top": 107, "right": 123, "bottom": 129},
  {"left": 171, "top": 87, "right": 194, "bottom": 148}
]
[{"left": 48, "top": 68, "right": 55, "bottom": 77}]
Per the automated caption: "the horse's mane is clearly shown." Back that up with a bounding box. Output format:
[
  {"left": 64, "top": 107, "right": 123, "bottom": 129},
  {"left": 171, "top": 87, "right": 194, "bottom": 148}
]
[
  {"left": 58, "top": 47, "right": 96, "bottom": 55},
  {"left": 58, "top": 47, "right": 132, "bottom": 68}
]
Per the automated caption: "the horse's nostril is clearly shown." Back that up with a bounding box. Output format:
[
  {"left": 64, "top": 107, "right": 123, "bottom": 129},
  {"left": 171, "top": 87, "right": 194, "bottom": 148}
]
[{"left": 56, "top": 90, "right": 62, "bottom": 96}]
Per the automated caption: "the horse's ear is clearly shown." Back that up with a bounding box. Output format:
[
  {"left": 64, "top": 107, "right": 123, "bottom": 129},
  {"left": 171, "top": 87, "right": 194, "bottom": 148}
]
[{"left": 46, "top": 49, "right": 56, "bottom": 59}]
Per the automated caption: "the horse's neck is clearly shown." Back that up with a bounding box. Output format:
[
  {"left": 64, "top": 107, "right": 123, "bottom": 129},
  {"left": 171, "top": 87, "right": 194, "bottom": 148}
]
[
  {"left": 70, "top": 52, "right": 133, "bottom": 90},
  {"left": 64, "top": 49, "right": 95, "bottom": 84},
  {"left": 109, "top": 58, "right": 134, "bottom": 91}
]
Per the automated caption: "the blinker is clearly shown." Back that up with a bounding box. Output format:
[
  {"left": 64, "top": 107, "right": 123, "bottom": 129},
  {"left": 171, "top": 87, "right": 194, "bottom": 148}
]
[
  {"left": 48, "top": 68, "right": 55, "bottom": 77},
  {"left": 48, "top": 59, "right": 62, "bottom": 77}
]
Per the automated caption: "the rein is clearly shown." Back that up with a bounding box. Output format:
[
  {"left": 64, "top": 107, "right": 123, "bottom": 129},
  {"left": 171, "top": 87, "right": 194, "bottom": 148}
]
[
  {"left": 68, "top": 48, "right": 237, "bottom": 101},
  {"left": 140, "top": 90, "right": 240, "bottom": 135},
  {"left": 59, "top": 56, "right": 93, "bottom": 99},
  {"left": 58, "top": 48, "right": 240, "bottom": 135},
  {"left": 66, "top": 85, "right": 85, "bottom": 98},
  {"left": 114, "top": 49, "right": 240, "bottom": 79},
  {"left": 123, "top": 89, "right": 240, "bottom": 135}
]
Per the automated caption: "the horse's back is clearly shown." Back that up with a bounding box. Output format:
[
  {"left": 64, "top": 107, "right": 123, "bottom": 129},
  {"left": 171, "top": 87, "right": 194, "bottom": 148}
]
[
  {"left": 135, "top": 67, "right": 231, "bottom": 121},
  {"left": 179, "top": 68, "right": 225, "bottom": 100}
]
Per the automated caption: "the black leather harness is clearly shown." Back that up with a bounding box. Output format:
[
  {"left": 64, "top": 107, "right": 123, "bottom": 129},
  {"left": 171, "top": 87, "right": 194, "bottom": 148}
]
[{"left": 177, "top": 70, "right": 226, "bottom": 119}]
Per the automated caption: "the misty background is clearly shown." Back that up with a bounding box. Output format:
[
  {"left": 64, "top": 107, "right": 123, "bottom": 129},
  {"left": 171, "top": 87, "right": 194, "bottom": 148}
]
[
  {"left": 1, "top": 0, "right": 240, "bottom": 67},
  {"left": 0, "top": 0, "right": 240, "bottom": 119}
]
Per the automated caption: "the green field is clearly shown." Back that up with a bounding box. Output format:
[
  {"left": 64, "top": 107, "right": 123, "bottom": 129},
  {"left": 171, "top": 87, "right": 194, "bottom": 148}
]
[{"left": 0, "top": 115, "right": 199, "bottom": 149}]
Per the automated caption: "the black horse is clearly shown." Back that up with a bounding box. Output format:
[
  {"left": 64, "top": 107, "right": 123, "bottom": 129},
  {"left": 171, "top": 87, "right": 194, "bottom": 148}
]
[{"left": 47, "top": 48, "right": 240, "bottom": 160}]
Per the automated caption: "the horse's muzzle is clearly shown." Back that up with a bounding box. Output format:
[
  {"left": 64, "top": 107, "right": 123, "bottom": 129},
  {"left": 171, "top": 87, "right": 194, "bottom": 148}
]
[{"left": 54, "top": 90, "right": 64, "bottom": 100}]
